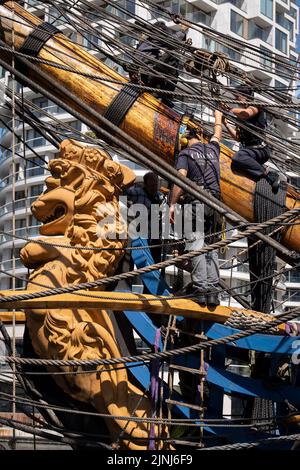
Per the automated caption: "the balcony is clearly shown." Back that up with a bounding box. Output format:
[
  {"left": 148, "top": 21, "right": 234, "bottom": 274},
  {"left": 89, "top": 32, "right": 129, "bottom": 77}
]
[
  {"left": 0, "top": 225, "right": 41, "bottom": 246},
  {"left": 0, "top": 138, "right": 52, "bottom": 167},
  {"left": 31, "top": 103, "right": 67, "bottom": 118},
  {"left": 249, "top": 0, "right": 274, "bottom": 28},
  {"left": 287, "top": 271, "right": 300, "bottom": 283},
  {"left": 0, "top": 257, "right": 24, "bottom": 271},
  {"left": 248, "top": 19, "right": 271, "bottom": 43},
  {"left": 276, "top": 0, "right": 291, "bottom": 14},
  {"left": 191, "top": 0, "right": 218, "bottom": 13},
  {"left": 0, "top": 144, "right": 23, "bottom": 166},
  {"left": 0, "top": 167, "right": 46, "bottom": 192},
  {"left": 153, "top": 1, "right": 213, "bottom": 24},
  {"left": 0, "top": 196, "right": 38, "bottom": 218},
  {"left": 260, "top": 47, "right": 273, "bottom": 73}
]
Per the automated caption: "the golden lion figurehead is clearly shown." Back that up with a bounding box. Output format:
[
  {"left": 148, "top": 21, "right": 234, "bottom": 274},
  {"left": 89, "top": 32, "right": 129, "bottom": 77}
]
[{"left": 31, "top": 139, "right": 136, "bottom": 283}]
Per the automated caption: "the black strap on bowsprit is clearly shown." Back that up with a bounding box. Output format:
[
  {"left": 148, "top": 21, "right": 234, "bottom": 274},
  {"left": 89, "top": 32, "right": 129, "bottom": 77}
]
[
  {"left": 19, "top": 22, "right": 60, "bottom": 57},
  {"left": 103, "top": 83, "right": 142, "bottom": 128}
]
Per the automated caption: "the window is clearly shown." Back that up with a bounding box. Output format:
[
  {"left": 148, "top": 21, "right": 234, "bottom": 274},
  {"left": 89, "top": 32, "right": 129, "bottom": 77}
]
[
  {"left": 32, "top": 97, "right": 48, "bottom": 109},
  {"left": 66, "top": 31, "right": 78, "bottom": 42},
  {"left": 287, "top": 20, "right": 294, "bottom": 41},
  {"left": 14, "top": 162, "right": 21, "bottom": 181},
  {"left": 7, "top": 77, "right": 22, "bottom": 93},
  {"left": 249, "top": 20, "right": 268, "bottom": 41},
  {"left": 260, "top": 0, "right": 273, "bottom": 19},
  {"left": 9, "top": 277, "right": 26, "bottom": 290},
  {"left": 288, "top": 270, "right": 300, "bottom": 283},
  {"left": 153, "top": 1, "right": 211, "bottom": 25},
  {"left": 83, "top": 32, "right": 101, "bottom": 49},
  {"left": 290, "top": 7, "right": 297, "bottom": 18},
  {"left": 290, "top": 55, "right": 299, "bottom": 81},
  {"left": 29, "top": 214, "right": 42, "bottom": 228},
  {"left": 276, "top": 12, "right": 287, "bottom": 28},
  {"left": 14, "top": 190, "right": 25, "bottom": 210},
  {"left": 48, "top": 7, "right": 64, "bottom": 27},
  {"left": 220, "top": 45, "right": 241, "bottom": 62},
  {"left": 289, "top": 177, "right": 300, "bottom": 190},
  {"left": 275, "top": 29, "right": 287, "bottom": 54},
  {"left": 106, "top": 0, "right": 135, "bottom": 20},
  {"left": 202, "top": 35, "right": 217, "bottom": 53},
  {"left": 260, "top": 46, "right": 273, "bottom": 71},
  {"left": 25, "top": 129, "right": 46, "bottom": 148},
  {"left": 285, "top": 289, "right": 300, "bottom": 302},
  {"left": 68, "top": 121, "right": 82, "bottom": 132},
  {"left": 27, "top": 156, "right": 46, "bottom": 168},
  {"left": 28, "top": 165, "right": 44, "bottom": 178},
  {"left": 26, "top": 157, "right": 45, "bottom": 177},
  {"left": 32, "top": 97, "right": 48, "bottom": 117},
  {"left": 15, "top": 218, "right": 26, "bottom": 229},
  {"left": 116, "top": 32, "right": 137, "bottom": 47},
  {"left": 15, "top": 190, "right": 25, "bottom": 201},
  {"left": 231, "top": 10, "right": 245, "bottom": 37},
  {"left": 275, "top": 58, "right": 287, "bottom": 76},
  {"left": 275, "top": 80, "right": 288, "bottom": 97},
  {"left": 30, "top": 184, "right": 44, "bottom": 197},
  {"left": 235, "top": 283, "right": 250, "bottom": 296}
]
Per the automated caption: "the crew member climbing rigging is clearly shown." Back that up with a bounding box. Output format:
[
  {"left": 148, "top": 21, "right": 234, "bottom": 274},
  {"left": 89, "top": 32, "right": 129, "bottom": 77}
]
[
  {"left": 170, "top": 110, "right": 223, "bottom": 307},
  {"left": 222, "top": 85, "right": 280, "bottom": 192}
]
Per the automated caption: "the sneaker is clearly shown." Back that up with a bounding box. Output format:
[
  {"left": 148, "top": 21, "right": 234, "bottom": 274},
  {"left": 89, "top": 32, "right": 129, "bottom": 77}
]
[
  {"left": 265, "top": 171, "right": 280, "bottom": 193},
  {"left": 190, "top": 286, "right": 207, "bottom": 305},
  {"left": 194, "top": 292, "right": 207, "bottom": 305},
  {"left": 206, "top": 292, "right": 220, "bottom": 307}
]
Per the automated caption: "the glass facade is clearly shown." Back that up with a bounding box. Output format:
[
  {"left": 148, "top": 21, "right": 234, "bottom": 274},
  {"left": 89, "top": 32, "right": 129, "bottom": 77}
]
[
  {"left": 261, "top": 0, "right": 273, "bottom": 19},
  {"left": 275, "top": 28, "right": 288, "bottom": 53},
  {"left": 249, "top": 20, "right": 269, "bottom": 41},
  {"left": 260, "top": 46, "right": 273, "bottom": 70},
  {"left": 25, "top": 129, "right": 46, "bottom": 148},
  {"left": 230, "top": 10, "right": 245, "bottom": 37}
]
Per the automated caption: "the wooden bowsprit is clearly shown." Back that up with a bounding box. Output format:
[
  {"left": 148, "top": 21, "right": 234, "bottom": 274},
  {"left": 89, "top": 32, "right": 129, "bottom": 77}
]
[{"left": 0, "top": 290, "right": 286, "bottom": 331}]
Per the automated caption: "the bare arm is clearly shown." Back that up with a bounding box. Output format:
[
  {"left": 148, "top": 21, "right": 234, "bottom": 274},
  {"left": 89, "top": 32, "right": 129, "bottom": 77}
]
[
  {"left": 170, "top": 169, "right": 187, "bottom": 224},
  {"left": 223, "top": 118, "right": 238, "bottom": 140},
  {"left": 170, "top": 169, "right": 187, "bottom": 205},
  {"left": 230, "top": 106, "right": 259, "bottom": 121},
  {"left": 210, "top": 110, "right": 223, "bottom": 143}
]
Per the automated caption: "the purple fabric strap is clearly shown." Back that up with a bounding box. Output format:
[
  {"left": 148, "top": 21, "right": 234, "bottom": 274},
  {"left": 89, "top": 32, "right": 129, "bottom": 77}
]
[
  {"left": 285, "top": 322, "right": 300, "bottom": 337},
  {"left": 148, "top": 327, "right": 161, "bottom": 450}
]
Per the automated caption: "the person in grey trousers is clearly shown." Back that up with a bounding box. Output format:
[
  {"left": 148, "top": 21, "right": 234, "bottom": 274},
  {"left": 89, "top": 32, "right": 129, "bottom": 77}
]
[{"left": 169, "top": 110, "right": 223, "bottom": 307}]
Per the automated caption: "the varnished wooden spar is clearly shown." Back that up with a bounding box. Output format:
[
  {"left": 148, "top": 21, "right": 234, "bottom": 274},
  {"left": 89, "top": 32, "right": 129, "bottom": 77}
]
[
  {"left": 0, "top": 290, "right": 286, "bottom": 333},
  {"left": 1, "top": 2, "right": 300, "bottom": 251},
  {"left": 0, "top": 311, "right": 25, "bottom": 323}
]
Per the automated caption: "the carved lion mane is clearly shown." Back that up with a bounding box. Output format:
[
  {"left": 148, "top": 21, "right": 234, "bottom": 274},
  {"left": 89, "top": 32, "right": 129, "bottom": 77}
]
[{"left": 55, "top": 140, "right": 132, "bottom": 284}]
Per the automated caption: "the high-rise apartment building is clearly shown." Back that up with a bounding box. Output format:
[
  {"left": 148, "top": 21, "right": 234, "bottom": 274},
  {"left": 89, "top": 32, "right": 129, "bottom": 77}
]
[{"left": 0, "top": 0, "right": 299, "bottom": 305}]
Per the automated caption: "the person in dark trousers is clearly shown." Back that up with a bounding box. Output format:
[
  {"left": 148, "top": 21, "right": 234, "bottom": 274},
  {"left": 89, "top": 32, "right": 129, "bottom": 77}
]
[
  {"left": 169, "top": 110, "right": 223, "bottom": 307},
  {"left": 130, "top": 21, "right": 189, "bottom": 107},
  {"left": 126, "top": 172, "right": 165, "bottom": 263},
  {"left": 223, "top": 85, "right": 280, "bottom": 192}
]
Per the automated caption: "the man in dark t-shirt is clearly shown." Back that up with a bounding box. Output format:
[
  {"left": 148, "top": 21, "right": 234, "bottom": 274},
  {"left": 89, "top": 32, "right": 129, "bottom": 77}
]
[
  {"left": 223, "top": 85, "right": 280, "bottom": 192},
  {"left": 170, "top": 110, "right": 223, "bottom": 307}
]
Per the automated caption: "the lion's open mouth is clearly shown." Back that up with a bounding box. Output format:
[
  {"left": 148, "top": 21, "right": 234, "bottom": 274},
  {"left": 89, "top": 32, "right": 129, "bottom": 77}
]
[{"left": 40, "top": 205, "right": 66, "bottom": 226}]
